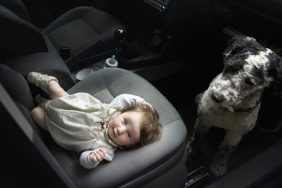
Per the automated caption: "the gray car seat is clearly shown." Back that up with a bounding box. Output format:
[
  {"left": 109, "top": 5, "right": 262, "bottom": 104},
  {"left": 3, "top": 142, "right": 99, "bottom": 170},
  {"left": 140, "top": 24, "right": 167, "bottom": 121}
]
[
  {"left": 0, "top": 0, "right": 125, "bottom": 70},
  {"left": 0, "top": 64, "right": 187, "bottom": 187}
]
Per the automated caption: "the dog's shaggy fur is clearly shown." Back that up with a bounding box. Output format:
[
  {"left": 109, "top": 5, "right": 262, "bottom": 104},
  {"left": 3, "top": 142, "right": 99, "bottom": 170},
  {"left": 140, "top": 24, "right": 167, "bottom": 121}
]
[{"left": 188, "top": 36, "right": 282, "bottom": 176}]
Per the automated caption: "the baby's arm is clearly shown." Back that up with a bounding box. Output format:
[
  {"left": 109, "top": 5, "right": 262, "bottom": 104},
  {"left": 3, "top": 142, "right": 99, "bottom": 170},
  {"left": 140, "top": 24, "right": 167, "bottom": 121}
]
[
  {"left": 110, "top": 94, "right": 145, "bottom": 109},
  {"left": 111, "top": 94, "right": 155, "bottom": 112},
  {"left": 79, "top": 148, "right": 106, "bottom": 169}
]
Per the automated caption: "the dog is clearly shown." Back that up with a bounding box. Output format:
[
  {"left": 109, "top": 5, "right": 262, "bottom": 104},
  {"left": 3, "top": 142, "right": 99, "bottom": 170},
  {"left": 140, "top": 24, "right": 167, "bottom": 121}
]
[{"left": 188, "top": 35, "right": 282, "bottom": 176}]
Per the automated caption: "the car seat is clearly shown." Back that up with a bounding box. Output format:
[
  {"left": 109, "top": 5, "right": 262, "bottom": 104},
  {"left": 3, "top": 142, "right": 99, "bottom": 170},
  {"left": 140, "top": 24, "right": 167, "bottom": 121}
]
[
  {"left": 0, "top": 0, "right": 125, "bottom": 70},
  {"left": 0, "top": 64, "right": 188, "bottom": 187}
]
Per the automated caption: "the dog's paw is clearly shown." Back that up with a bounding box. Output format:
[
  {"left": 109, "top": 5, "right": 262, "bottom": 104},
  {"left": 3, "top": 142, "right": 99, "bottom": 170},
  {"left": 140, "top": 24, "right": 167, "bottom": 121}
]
[
  {"left": 187, "top": 141, "right": 201, "bottom": 157},
  {"left": 186, "top": 140, "right": 194, "bottom": 154},
  {"left": 187, "top": 146, "right": 198, "bottom": 158},
  {"left": 210, "top": 163, "right": 227, "bottom": 176},
  {"left": 187, "top": 147, "right": 193, "bottom": 156}
]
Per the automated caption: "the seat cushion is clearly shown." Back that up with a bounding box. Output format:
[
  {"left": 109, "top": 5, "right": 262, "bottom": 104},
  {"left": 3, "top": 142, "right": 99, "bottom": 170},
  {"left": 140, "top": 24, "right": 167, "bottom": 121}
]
[{"left": 45, "top": 68, "right": 187, "bottom": 187}]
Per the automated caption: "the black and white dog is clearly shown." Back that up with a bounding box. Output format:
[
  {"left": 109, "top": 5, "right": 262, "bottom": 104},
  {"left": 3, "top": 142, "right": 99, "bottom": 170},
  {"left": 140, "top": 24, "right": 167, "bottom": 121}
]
[{"left": 188, "top": 36, "right": 282, "bottom": 176}]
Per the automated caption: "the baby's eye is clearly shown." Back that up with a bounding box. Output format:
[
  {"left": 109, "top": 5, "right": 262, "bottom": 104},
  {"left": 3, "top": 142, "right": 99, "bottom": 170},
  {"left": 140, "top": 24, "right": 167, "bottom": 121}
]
[{"left": 123, "top": 118, "right": 128, "bottom": 125}]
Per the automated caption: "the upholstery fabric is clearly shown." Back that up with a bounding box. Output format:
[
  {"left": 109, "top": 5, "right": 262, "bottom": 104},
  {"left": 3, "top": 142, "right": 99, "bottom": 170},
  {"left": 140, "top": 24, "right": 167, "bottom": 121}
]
[
  {"left": 0, "top": 4, "right": 48, "bottom": 56},
  {"left": 4, "top": 52, "right": 75, "bottom": 90},
  {"left": 0, "top": 2, "right": 123, "bottom": 68},
  {"left": 44, "top": 6, "right": 122, "bottom": 51},
  {"left": 0, "top": 0, "right": 30, "bottom": 20},
  {"left": 0, "top": 64, "right": 34, "bottom": 110}
]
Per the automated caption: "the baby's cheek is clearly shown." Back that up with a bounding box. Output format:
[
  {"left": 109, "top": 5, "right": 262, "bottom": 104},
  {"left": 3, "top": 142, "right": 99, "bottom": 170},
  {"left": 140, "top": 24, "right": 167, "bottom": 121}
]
[
  {"left": 111, "top": 117, "right": 120, "bottom": 126},
  {"left": 120, "top": 137, "right": 129, "bottom": 146}
]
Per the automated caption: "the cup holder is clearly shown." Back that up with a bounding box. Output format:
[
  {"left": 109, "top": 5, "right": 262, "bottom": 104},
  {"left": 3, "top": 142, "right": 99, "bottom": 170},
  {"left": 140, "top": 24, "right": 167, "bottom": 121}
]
[{"left": 76, "top": 68, "right": 94, "bottom": 81}]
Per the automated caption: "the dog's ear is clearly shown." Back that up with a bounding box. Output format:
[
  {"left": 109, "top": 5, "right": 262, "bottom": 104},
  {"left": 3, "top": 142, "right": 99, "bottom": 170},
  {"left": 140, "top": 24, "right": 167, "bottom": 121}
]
[
  {"left": 223, "top": 36, "right": 254, "bottom": 60},
  {"left": 222, "top": 36, "right": 254, "bottom": 72},
  {"left": 223, "top": 36, "right": 265, "bottom": 62},
  {"left": 267, "top": 49, "right": 282, "bottom": 75},
  {"left": 268, "top": 56, "right": 282, "bottom": 91},
  {"left": 223, "top": 59, "right": 244, "bottom": 74}
]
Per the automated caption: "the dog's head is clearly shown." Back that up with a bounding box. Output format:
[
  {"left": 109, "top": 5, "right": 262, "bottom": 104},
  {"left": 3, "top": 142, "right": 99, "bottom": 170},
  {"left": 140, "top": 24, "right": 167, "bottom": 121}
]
[{"left": 208, "top": 36, "right": 282, "bottom": 109}]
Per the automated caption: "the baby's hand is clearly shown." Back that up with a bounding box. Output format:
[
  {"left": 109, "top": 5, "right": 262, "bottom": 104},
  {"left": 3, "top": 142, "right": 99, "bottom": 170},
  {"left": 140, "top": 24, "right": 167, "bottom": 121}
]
[
  {"left": 89, "top": 148, "right": 106, "bottom": 164},
  {"left": 142, "top": 101, "right": 155, "bottom": 112}
]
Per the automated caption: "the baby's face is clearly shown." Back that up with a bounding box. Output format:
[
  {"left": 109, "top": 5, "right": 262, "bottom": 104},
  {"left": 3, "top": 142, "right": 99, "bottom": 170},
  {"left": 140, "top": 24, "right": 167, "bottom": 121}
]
[{"left": 107, "top": 111, "right": 143, "bottom": 147}]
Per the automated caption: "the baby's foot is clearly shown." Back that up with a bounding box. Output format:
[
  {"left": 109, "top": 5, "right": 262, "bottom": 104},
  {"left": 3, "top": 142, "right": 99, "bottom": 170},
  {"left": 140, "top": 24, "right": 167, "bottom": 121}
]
[{"left": 27, "top": 72, "right": 58, "bottom": 94}]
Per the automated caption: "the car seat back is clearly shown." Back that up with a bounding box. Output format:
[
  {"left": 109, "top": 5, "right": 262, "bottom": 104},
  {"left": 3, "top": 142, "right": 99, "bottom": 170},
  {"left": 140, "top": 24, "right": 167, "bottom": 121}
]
[
  {"left": 0, "top": 0, "right": 30, "bottom": 20},
  {"left": 0, "top": 4, "right": 48, "bottom": 56},
  {"left": 0, "top": 64, "right": 34, "bottom": 110}
]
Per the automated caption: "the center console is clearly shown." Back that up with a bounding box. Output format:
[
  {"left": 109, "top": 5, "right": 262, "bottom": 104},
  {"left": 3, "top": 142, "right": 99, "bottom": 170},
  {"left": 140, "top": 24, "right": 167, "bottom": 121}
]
[{"left": 144, "top": 0, "right": 170, "bottom": 12}]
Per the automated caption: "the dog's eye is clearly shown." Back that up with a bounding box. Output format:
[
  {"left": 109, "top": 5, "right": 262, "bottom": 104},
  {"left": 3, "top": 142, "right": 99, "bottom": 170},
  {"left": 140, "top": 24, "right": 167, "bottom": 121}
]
[{"left": 244, "top": 78, "right": 255, "bottom": 85}]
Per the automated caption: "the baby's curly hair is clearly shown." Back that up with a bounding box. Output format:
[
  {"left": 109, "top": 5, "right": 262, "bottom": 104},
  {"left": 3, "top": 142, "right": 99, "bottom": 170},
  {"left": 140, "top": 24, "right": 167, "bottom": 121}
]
[{"left": 120, "top": 103, "right": 162, "bottom": 149}]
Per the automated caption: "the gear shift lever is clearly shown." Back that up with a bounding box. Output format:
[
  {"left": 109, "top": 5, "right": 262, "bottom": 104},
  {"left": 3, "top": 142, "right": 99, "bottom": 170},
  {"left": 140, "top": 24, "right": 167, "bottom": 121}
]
[
  {"left": 113, "top": 28, "right": 127, "bottom": 62},
  {"left": 114, "top": 28, "right": 127, "bottom": 42}
]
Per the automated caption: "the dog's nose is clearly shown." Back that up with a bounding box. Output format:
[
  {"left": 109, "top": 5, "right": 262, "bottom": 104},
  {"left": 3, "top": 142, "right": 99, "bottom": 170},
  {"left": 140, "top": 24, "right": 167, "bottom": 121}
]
[{"left": 211, "top": 93, "right": 224, "bottom": 103}]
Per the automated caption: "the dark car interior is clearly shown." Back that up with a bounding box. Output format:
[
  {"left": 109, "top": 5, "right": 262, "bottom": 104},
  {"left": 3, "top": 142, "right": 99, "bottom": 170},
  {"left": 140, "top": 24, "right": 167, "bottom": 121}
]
[{"left": 1, "top": 0, "right": 282, "bottom": 187}]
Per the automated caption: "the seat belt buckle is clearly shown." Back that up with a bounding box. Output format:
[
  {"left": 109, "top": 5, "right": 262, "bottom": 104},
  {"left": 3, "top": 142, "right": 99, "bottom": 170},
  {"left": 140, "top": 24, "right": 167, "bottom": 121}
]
[{"left": 60, "top": 47, "right": 71, "bottom": 60}]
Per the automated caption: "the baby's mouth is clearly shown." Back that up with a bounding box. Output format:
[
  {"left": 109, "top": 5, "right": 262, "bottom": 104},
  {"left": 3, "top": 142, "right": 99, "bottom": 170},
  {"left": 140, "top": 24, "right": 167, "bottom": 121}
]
[{"left": 106, "top": 127, "right": 119, "bottom": 147}]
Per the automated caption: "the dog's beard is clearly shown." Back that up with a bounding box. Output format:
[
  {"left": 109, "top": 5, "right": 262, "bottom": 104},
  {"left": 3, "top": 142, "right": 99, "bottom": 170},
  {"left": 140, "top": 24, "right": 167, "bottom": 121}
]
[
  {"left": 210, "top": 96, "right": 236, "bottom": 112},
  {"left": 221, "top": 103, "right": 234, "bottom": 112},
  {"left": 210, "top": 86, "right": 242, "bottom": 108}
]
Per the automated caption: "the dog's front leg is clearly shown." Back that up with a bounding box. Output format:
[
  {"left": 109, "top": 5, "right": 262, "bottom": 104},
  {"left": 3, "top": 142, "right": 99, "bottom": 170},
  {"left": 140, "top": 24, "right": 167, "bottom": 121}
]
[
  {"left": 188, "top": 117, "right": 210, "bottom": 156},
  {"left": 210, "top": 131, "right": 244, "bottom": 176}
]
